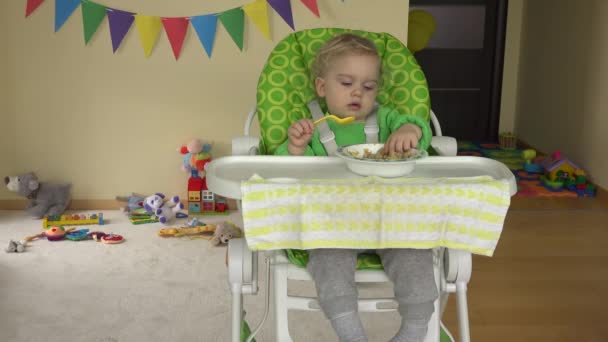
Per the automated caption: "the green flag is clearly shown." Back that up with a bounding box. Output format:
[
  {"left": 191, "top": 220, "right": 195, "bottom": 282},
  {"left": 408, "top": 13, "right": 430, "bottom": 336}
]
[
  {"left": 82, "top": 0, "right": 107, "bottom": 45},
  {"left": 219, "top": 8, "right": 244, "bottom": 51}
]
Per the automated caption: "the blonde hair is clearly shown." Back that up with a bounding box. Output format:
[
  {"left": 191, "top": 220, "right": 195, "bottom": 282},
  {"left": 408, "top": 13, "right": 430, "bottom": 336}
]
[{"left": 311, "top": 33, "right": 380, "bottom": 78}]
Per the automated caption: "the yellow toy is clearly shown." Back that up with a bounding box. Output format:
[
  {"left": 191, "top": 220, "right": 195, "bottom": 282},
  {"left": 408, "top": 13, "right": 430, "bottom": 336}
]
[
  {"left": 43, "top": 213, "right": 104, "bottom": 228},
  {"left": 158, "top": 225, "right": 216, "bottom": 238},
  {"left": 407, "top": 10, "right": 436, "bottom": 54}
]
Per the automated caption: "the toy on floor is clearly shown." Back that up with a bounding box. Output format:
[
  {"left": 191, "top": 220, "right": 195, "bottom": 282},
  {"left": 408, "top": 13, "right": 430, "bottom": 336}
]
[
  {"left": 5, "top": 240, "right": 27, "bottom": 253},
  {"left": 115, "top": 193, "right": 145, "bottom": 213},
  {"left": 65, "top": 229, "right": 90, "bottom": 241},
  {"left": 43, "top": 213, "right": 104, "bottom": 228},
  {"left": 143, "top": 193, "right": 185, "bottom": 225},
  {"left": 210, "top": 221, "right": 243, "bottom": 246},
  {"left": 158, "top": 224, "right": 216, "bottom": 238},
  {"left": 521, "top": 149, "right": 544, "bottom": 173},
  {"left": 88, "top": 232, "right": 125, "bottom": 244},
  {"left": 4, "top": 172, "right": 72, "bottom": 218},
  {"left": 26, "top": 226, "right": 77, "bottom": 242},
  {"left": 539, "top": 151, "right": 596, "bottom": 196}
]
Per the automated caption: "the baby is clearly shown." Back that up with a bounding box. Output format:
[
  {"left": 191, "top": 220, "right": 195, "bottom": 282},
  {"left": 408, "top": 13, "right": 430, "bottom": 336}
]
[{"left": 275, "top": 33, "right": 438, "bottom": 342}]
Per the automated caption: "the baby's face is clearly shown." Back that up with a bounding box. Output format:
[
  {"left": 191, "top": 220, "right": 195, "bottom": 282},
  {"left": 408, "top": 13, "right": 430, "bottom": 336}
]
[{"left": 315, "top": 54, "right": 380, "bottom": 121}]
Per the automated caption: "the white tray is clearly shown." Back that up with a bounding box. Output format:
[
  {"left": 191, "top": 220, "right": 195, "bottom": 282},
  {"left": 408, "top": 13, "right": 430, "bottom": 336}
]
[{"left": 206, "top": 156, "right": 517, "bottom": 200}]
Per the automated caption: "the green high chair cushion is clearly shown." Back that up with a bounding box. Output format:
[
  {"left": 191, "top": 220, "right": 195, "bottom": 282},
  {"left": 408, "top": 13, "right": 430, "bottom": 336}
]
[
  {"left": 286, "top": 249, "right": 384, "bottom": 270},
  {"left": 256, "top": 28, "right": 431, "bottom": 155}
]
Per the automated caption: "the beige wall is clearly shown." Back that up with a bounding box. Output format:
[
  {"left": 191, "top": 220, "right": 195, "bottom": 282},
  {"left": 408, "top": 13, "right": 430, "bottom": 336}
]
[
  {"left": 0, "top": 0, "right": 409, "bottom": 200},
  {"left": 516, "top": 0, "right": 608, "bottom": 189},
  {"left": 1, "top": 5, "right": 15, "bottom": 184},
  {"left": 498, "top": 0, "right": 523, "bottom": 133}
]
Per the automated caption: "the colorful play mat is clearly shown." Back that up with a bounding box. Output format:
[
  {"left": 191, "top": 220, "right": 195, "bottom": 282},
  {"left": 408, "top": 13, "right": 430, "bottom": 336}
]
[{"left": 457, "top": 141, "right": 578, "bottom": 198}]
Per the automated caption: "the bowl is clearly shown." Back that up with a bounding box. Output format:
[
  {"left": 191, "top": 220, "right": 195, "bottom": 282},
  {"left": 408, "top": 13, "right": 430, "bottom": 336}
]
[{"left": 335, "top": 143, "right": 428, "bottom": 178}]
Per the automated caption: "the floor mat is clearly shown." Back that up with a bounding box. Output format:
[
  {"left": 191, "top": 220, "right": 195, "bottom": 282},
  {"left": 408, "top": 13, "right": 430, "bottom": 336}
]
[{"left": 457, "top": 141, "right": 578, "bottom": 198}]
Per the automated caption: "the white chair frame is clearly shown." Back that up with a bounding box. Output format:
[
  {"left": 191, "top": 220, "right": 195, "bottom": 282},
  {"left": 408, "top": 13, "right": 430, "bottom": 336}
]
[{"left": 228, "top": 108, "right": 470, "bottom": 342}]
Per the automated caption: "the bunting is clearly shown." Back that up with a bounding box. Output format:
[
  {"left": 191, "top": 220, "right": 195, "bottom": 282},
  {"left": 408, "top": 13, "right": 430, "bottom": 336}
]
[{"left": 24, "top": 0, "right": 323, "bottom": 59}]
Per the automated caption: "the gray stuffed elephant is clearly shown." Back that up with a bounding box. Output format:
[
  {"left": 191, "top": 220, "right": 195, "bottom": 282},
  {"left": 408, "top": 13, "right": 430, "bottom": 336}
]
[{"left": 4, "top": 172, "right": 72, "bottom": 219}]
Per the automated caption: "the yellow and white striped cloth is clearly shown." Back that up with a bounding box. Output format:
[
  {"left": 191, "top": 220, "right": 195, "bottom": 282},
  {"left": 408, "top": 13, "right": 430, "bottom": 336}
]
[{"left": 241, "top": 175, "right": 511, "bottom": 256}]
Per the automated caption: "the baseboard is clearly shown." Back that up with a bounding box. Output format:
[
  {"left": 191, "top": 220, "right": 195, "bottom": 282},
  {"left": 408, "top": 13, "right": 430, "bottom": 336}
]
[{"left": 0, "top": 199, "right": 124, "bottom": 210}]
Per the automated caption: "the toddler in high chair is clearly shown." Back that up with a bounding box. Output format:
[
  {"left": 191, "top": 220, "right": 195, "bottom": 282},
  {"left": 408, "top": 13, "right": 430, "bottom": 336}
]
[{"left": 274, "top": 33, "right": 438, "bottom": 342}]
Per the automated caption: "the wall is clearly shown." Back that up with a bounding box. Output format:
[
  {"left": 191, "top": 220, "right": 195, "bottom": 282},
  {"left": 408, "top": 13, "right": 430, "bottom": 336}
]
[
  {"left": 0, "top": 0, "right": 409, "bottom": 202},
  {"left": 498, "top": 0, "right": 523, "bottom": 133},
  {"left": 515, "top": 0, "right": 608, "bottom": 189},
  {"left": 0, "top": 2, "right": 15, "bottom": 185}
]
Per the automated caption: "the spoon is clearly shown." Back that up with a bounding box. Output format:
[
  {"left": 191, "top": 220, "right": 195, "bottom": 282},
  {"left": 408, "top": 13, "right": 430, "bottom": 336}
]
[{"left": 313, "top": 114, "right": 355, "bottom": 126}]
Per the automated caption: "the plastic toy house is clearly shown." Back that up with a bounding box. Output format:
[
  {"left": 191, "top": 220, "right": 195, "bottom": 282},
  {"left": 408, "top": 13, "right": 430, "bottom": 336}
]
[
  {"left": 187, "top": 175, "right": 228, "bottom": 215},
  {"left": 541, "top": 151, "right": 580, "bottom": 181}
]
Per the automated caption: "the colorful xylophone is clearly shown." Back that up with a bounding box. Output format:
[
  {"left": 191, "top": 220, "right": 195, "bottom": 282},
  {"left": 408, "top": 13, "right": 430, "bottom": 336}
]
[{"left": 42, "top": 213, "right": 104, "bottom": 228}]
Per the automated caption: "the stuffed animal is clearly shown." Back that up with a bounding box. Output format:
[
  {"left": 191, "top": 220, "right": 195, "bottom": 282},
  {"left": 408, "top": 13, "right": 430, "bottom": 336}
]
[
  {"left": 115, "top": 192, "right": 146, "bottom": 213},
  {"left": 4, "top": 172, "right": 71, "bottom": 219},
  {"left": 177, "top": 139, "right": 213, "bottom": 174},
  {"left": 5, "top": 240, "right": 26, "bottom": 253},
  {"left": 143, "top": 193, "right": 184, "bottom": 225},
  {"left": 211, "top": 221, "right": 243, "bottom": 246}
]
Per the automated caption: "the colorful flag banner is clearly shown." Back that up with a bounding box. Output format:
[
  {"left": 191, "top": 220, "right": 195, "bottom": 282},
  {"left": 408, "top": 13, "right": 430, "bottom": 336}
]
[
  {"left": 243, "top": 0, "right": 271, "bottom": 41},
  {"left": 219, "top": 8, "right": 245, "bottom": 51},
  {"left": 55, "top": 0, "right": 81, "bottom": 32},
  {"left": 107, "top": 9, "right": 135, "bottom": 53},
  {"left": 26, "top": 0, "right": 46, "bottom": 17},
  {"left": 81, "top": 0, "right": 106, "bottom": 44},
  {"left": 300, "top": 0, "right": 320, "bottom": 18},
  {"left": 191, "top": 14, "right": 218, "bottom": 58},
  {"left": 267, "top": 0, "right": 295, "bottom": 30},
  {"left": 162, "top": 17, "right": 189, "bottom": 60},
  {"left": 134, "top": 15, "right": 162, "bottom": 58},
  {"left": 26, "top": 0, "right": 324, "bottom": 59}
]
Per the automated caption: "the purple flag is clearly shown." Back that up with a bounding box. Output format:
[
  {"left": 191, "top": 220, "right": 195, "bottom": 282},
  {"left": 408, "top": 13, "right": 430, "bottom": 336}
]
[
  {"left": 107, "top": 8, "right": 135, "bottom": 53},
  {"left": 267, "top": 0, "right": 295, "bottom": 30}
]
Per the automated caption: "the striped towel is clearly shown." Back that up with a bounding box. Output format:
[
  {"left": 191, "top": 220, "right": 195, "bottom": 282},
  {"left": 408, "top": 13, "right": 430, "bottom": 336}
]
[{"left": 241, "top": 175, "right": 511, "bottom": 256}]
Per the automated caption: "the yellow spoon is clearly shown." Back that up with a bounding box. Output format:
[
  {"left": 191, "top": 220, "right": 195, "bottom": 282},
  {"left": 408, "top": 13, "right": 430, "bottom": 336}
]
[{"left": 313, "top": 114, "right": 355, "bottom": 126}]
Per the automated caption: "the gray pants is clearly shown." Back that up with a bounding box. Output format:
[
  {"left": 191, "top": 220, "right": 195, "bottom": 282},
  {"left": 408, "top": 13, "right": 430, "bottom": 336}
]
[{"left": 307, "top": 248, "right": 438, "bottom": 320}]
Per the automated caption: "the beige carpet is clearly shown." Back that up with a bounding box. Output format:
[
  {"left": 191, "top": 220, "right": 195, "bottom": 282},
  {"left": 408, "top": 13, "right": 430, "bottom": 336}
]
[{"left": 0, "top": 210, "right": 408, "bottom": 342}]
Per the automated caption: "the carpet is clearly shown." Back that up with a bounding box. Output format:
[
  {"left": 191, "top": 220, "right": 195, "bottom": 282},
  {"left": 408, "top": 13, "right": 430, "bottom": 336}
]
[
  {"left": 457, "top": 141, "right": 578, "bottom": 198},
  {"left": 0, "top": 210, "right": 457, "bottom": 342}
]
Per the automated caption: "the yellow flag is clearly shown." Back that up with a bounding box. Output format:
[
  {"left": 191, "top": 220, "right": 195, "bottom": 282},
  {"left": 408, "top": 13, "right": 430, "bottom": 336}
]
[
  {"left": 134, "top": 15, "right": 162, "bottom": 58},
  {"left": 243, "top": 0, "right": 271, "bottom": 41}
]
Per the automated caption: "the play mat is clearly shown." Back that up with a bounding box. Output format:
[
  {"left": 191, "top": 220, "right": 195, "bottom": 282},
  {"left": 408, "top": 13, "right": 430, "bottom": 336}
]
[{"left": 457, "top": 141, "right": 580, "bottom": 198}]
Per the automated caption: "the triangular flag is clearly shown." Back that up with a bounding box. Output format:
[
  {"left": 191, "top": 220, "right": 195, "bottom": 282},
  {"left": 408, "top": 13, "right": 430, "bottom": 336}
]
[
  {"left": 300, "top": 0, "right": 320, "bottom": 18},
  {"left": 107, "top": 9, "right": 135, "bottom": 53},
  {"left": 55, "top": 0, "right": 81, "bottom": 32},
  {"left": 162, "top": 17, "right": 189, "bottom": 60},
  {"left": 134, "top": 15, "right": 162, "bottom": 58},
  {"left": 191, "top": 15, "right": 218, "bottom": 58},
  {"left": 81, "top": 0, "right": 107, "bottom": 45},
  {"left": 219, "top": 8, "right": 245, "bottom": 51},
  {"left": 267, "top": 0, "right": 295, "bottom": 30},
  {"left": 243, "top": 0, "right": 271, "bottom": 41},
  {"left": 25, "top": 0, "right": 45, "bottom": 17}
]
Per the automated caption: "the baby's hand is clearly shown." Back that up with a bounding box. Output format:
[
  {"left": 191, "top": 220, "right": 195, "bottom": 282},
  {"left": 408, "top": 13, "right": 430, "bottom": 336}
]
[
  {"left": 384, "top": 123, "right": 421, "bottom": 154},
  {"left": 287, "top": 119, "right": 315, "bottom": 155}
]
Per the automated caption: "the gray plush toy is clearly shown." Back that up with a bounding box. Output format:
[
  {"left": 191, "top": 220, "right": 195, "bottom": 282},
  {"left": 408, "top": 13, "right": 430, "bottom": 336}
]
[{"left": 4, "top": 172, "right": 72, "bottom": 218}]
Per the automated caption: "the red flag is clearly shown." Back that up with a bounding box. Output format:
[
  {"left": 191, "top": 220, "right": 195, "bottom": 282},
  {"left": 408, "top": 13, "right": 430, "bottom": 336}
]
[
  {"left": 26, "top": 0, "right": 45, "bottom": 17},
  {"left": 300, "top": 0, "right": 320, "bottom": 18},
  {"left": 162, "top": 17, "right": 189, "bottom": 60}
]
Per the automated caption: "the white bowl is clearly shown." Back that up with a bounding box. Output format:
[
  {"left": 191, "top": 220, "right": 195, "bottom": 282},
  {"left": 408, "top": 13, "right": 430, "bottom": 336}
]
[{"left": 335, "top": 143, "right": 428, "bottom": 178}]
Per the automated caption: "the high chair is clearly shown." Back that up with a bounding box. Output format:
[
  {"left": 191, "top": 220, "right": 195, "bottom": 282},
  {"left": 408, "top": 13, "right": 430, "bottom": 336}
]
[{"left": 227, "top": 28, "right": 469, "bottom": 342}]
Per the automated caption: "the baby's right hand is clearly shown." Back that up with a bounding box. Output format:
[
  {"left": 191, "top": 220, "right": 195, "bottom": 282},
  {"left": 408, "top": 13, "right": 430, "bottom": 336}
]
[{"left": 287, "top": 119, "right": 315, "bottom": 155}]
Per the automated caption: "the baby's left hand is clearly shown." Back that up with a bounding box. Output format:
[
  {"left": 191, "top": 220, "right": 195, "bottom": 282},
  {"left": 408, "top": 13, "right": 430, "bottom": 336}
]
[{"left": 384, "top": 123, "right": 421, "bottom": 154}]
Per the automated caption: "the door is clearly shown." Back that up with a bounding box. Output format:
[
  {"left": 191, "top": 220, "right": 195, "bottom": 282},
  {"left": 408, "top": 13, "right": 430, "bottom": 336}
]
[{"left": 410, "top": 0, "right": 508, "bottom": 141}]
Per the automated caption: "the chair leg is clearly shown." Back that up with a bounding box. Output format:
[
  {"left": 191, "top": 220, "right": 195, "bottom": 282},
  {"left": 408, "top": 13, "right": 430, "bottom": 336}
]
[
  {"left": 456, "top": 281, "right": 471, "bottom": 342},
  {"left": 232, "top": 288, "right": 243, "bottom": 342},
  {"left": 273, "top": 261, "right": 293, "bottom": 342}
]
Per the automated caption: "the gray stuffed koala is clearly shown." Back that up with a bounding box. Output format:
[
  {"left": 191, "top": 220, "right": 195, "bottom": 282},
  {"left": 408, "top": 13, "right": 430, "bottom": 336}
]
[{"left": 4, "top": 172, "right": 72, "bottom": 218}]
